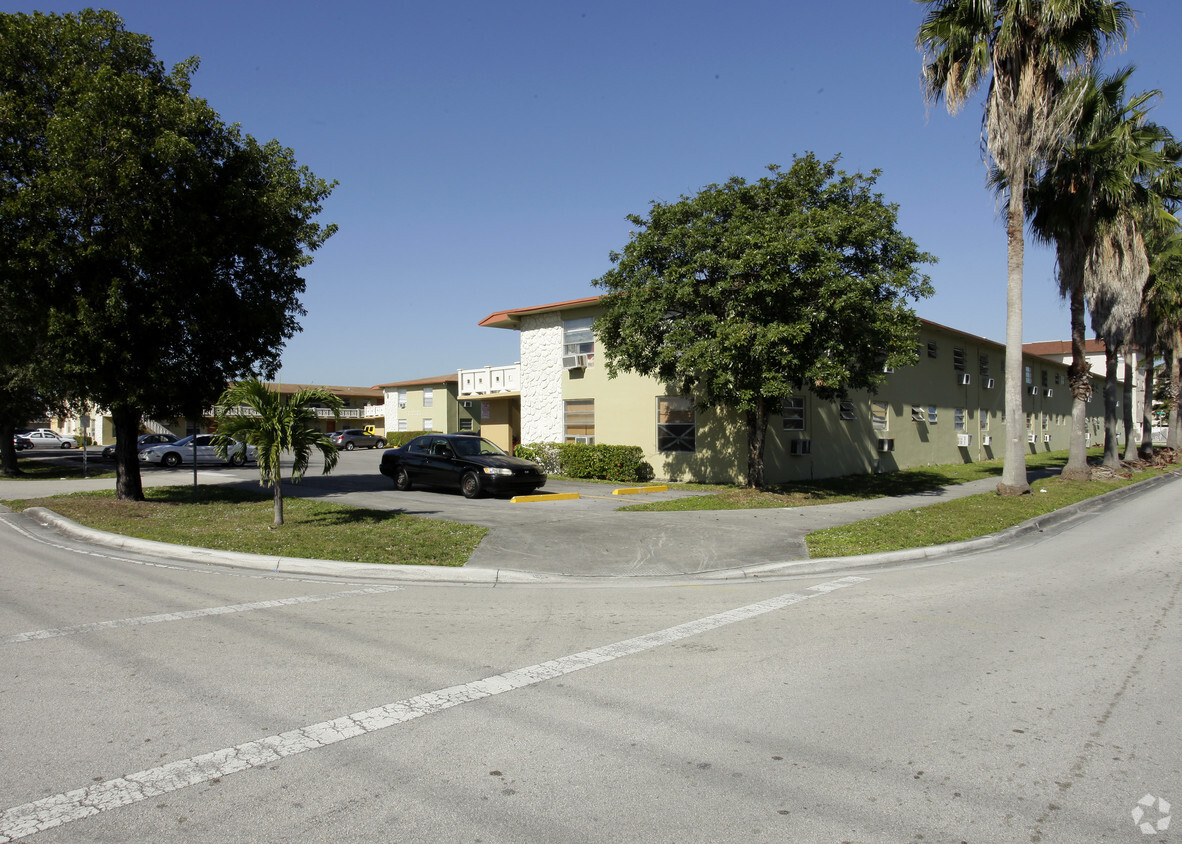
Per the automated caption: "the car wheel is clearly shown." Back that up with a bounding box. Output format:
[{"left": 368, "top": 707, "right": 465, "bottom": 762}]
[
  {"left": 230, "top": 452, "right": 246, "bottom": 466},
  {"left": 460, "top": 471, "right": 482, "bottom": 499},
  {"left": 62, "top": 442, "right": 72, "bottom": 449},
  {"left": 394, "top": 466, "right": 412, "bottom": 491},
  {"left": 162, "top": 452, "right": 182, "bottom": 468},
  {"left": 345, "top": 441, "right": 355, "bottom": 451},
  {"left": 375, "top": 439, "right": 387, "bottom": 448}
]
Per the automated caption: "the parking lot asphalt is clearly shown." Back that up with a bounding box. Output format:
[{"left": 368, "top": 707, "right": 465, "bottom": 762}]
[{"left": 0, "top": 448, "right": 1146, "bottom": 583}]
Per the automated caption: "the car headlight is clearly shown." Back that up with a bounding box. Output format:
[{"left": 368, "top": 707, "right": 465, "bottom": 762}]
[{"left": 483, "top": 467, "right": 513, "bottom": 476}]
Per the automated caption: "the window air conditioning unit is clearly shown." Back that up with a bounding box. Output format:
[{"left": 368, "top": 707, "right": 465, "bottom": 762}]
[
  {"left": 1043, "top": 434, "right": 1051, "bottom": 443},
  {"left": 957, "top": 434, "right": 972, "bottom": 447},
  {"left": 982, "top": 435, "right": 992, "bottom": 446},
  {"left": 573, "top": 435, "right": 594, "bottom": 444},
  {"left": 462, "top": 400, "right": 473, "bottom": 408},
  {"left": 1028, "top": 386, "right": 1040, "bottom": 396},
  {"left": 790, "top": 439, "right": 812, "bottom": 456},
  {"left": 1027, "top": 433, "right": 1037, "bottom": 443},
  {"left": 561, "top": 354, "right": 589, "bottom": 370},
  {"left": 882, "top": 365, "right": 895, "bottom": 373},
  {"left": 958, "top": 373, "right": 971, "bottom": 386},
  {"left": 985, "top": 378, "right": 996, "bottom": 389},
  {"left": 876, "top": 438, "right": 894, "bottom": 453},
  {"left": 397, "top": 401, "right": 406, "bottom": 408},
  {"left": 1045, "top": 388, "right": 1054, "bottom": 398}
]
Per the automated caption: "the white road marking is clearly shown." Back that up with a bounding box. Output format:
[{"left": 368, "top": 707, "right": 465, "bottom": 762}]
[
  {"left": 2, "top": 587, "right": 402, "bottom": 645},
  {"left": 0, "top": 575, "right": 868, "bottom": 842}
]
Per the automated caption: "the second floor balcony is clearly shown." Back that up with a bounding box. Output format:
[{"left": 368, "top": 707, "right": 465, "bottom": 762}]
[{"left": 459, "top": 364, "right": 520, "bottom": 396}]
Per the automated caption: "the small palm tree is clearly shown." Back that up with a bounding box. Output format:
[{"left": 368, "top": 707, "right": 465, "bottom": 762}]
[
  {"left": 917, "top": 0, "right": 1134, "bottom": 494},
  {"left": 215, "top": 378, "right": 343, "bottom": 526}
]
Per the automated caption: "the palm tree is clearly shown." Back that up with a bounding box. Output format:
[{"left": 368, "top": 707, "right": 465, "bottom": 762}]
[
  {"left": 215, "top": 378, "right": 343, "bottom": 527},
  {"left": 917, "top": 0, "right": 1133, "bottom": 494},
  {"left": 1026, "top": 68, "right": 1167, "bottom": 475},
  {"left": 1142, "top": 211, "right": 1182, "bottom": 449}
]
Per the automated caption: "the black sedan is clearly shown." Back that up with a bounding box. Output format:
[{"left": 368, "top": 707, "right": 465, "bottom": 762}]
[{"left": 380, "top": 434, "right": 546, "bottom": 499}]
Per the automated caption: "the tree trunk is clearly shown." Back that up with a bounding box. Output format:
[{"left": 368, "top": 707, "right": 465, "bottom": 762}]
[
  {"left": 1170, "top": 343, "right": 1182, "bottom": 451},
  {"left": 745, "top": 400, "right": 770, "bottom": 489},
  {"left": 1121, "top": 353, "right": 1137, "bottom": 462},
  {"left": 0, "top": 423, "right": 20, "bottom": 477},
  {"left": 272, "top": 481, "right": 284, "bottom": 527},
  {"left": 1062, "top": 281, "right": 1091, "bottom": 480},
  {"left": 111, "top": 406, "right": 145, "bottom": 501},
  {"left": 1166, "top": 346, "right": 1179, "bottom": 450},
  {"left": 1139, "top": 360, "right": 1155, "bottom": 458},
  {"left": 999, "top": 177, "right": 1031, "bottom": 495},
  {"left": 1101, "top": 347, "right": 1121, "bottom": 469}
]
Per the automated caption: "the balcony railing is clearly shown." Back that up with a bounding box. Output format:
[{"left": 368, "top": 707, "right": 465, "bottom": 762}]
[
  {"left": 459, "top": 364, "right": 520, "bottom": 396},
  {"left": 214, "top": 404, "right": 387, "bottom": 420}
]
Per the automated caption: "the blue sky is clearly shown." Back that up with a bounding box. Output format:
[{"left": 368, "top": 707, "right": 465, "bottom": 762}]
[{"left": 10, "top": 1, "right": 1182, "bottom": 388}]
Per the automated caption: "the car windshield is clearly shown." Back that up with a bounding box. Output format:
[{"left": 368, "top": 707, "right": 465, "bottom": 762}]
[
  {"left": 451, "top": 437, "right": 507, "bottom": 457},
  {"left": 171, "top": 436, "right": 195, "bottom": 447}
]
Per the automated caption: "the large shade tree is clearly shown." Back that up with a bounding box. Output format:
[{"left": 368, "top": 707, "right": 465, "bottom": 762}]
[
  {"left": 214, "top": 379, "right": 342, "bottom": 527},
  {"left": 0, "top": 10, "right": 336, "bottom": 500},
  {"left": 592, "top": 154, "right": 934, "bottom": 488},
  {"left": 917, "top": 0, "right": 1134, "bottom": 495}
]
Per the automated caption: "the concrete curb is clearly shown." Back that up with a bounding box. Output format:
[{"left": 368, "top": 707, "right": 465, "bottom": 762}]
[{"left": 22, "top": 470, "right": 1178, "bottom": 585}]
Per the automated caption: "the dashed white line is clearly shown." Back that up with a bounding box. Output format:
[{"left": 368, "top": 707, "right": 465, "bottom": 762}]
[
  {"left": 2, "top": 586, "right": 402, "bottom": 645},
  {"left": 0, "top": 575, "right": 869, "bottom": 842}
]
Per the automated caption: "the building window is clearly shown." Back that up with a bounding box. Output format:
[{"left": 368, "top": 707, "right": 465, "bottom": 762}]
[
  {"left": 564, "top": 399, "right": 595, "bottom": 443},
  {"left": 927, "top": 406, "right": 938, "bottom": 424},
  {"left": 954, "top": 407, "right": 966, "bottom": 431},
  {"left": 1025, "top": 412, "right": 1033, "bottom": 431},
  {"left": 839, "top": 401, "right": 856, "bottom": 421},
  {"left": 871, "top": 401, "right": 888, "bottom": 431},
  {"left": 422, "top": 388, "right": 434, "bottom": 408},
  {"left": 953, "top": 348, "right": 966, "bottom": 371},
  {"left": 911, "top": 405, "right": 925, "bottom": 423},
  {"left": 458, "top": 418, "right": 474, "bottom": 432},
  {"left": 397, "top": 390, "right": 407, "bottom": 408},
  {"left": 782, "top": 396, "right": 805, "bottom": 431},
  {"left": 657, "top": 396, "right": 695, "bottom": 453},
  {"left": 563, "top": 317, "right": 595, "bottom": 361},
  {"left": 1042, "top": 412, "right": 1050, "bottom": 431},
  {"left": 423, "top": 417, "right": 434, "bottom": 431},
  {"left": 927, "top": 342, "right": 938, "bottom": 358},
  {"left": 979, "top": 408, "right": 989, "bottom": 431},
  {"left": 397, "top": 419, "right": 408, "bottom": 432},
  {"left": 1041, "top": 369, "right": 1048, "bottom": 388},
  {"left": 979, "top": 353, "right": 990, "bottom": 377},
  {"left": 1025, "top": 365, "right": 1033, "bottom": 385}
]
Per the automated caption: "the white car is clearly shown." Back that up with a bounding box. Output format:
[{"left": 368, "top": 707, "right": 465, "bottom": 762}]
[
  {"left": 22, "top": 430, "right": 77, "bottom": 449},
  {"left": 138, "top": 434, "right": 256, "bottom": 468}
]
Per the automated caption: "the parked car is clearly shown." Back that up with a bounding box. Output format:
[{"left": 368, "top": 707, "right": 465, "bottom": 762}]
[
  {"left": 102, "top": 433, "right": 180, "bottom": 459},
  {"left": 139, "top": 434, "right": 256, "bottom": 468},
  {"left": 13, "top": 435, "right": 33, "bottom": 451},
  {"left": 380, "top": 434, "right": 546, "bottom": 499},
  {"left": 329, "top": 429, "right": 387, "bottom": 450},
  {"left": 21, "top": 430, "right": 76, "bottom": 449}
]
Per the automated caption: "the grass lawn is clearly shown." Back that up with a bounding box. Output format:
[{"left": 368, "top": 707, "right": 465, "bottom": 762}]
[
  {"left": 7, "top": 485, "right": 486, "bottom": 567},
  {"left": 804, "top": 466, "right": 1173, "bottom": 558},
  {"left": 1, "top": 461, "right": 116, "bottom": 480}
]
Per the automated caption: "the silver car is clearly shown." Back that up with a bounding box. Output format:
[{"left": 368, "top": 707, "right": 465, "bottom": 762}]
[
  {"left": 22, "top": 430, "right": 77, "bottom": 449},
  {"left": 328, "top": 429, "right": 387, "bottom": 450},
  {"left": 139, "top": 434, "right": 256, "bottom": 468}
]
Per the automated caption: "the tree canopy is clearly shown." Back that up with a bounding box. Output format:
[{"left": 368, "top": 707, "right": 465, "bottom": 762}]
[
  {"left": 0, "top": 10, "right": 337, "bottom": 498},
  {"left": 593, "top": 153, "right": 934, "bottom": 487}
]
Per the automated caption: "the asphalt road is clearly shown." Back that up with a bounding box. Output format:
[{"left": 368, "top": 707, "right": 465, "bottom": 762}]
[{"left": 1, "top": 464, "right": 1179, "bottom": 842}]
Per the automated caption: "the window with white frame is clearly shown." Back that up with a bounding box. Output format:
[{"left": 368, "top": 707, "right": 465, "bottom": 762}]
[
  {"left": 422, "top": 388, "right": 433, "bottom": 408},
  {"left": 871, "top": 400, "right": 888, "bottom": 431},
  {"left": 1025, "top": 365, "right": 1033, "bottom": 385},
  {"left": 422, "top": 417, "right": 434, "bottom": 431},
  {"left": 979, "top": 408, "right": 989, "bottom": 431},
  {"left": 839, "top": 401, "right": 856, "bottom": 421},
  {"left": 564, "top": 399, "right": 595, "bottom": 443},
  {"left": 397, "top": 390, "right": 407, "bottom": 408},
  {"left": 782, "top": 396, "right": 805, "bottom": 431},
  {"left": 927, "top": 406, "right": 938, "bottom": 424},
  {"left": 954, "top": 407, "right": 966, "bottom": 431},
  {"left": 657, "top": 396, "right": 695, "bottom": 452},
  {"left": 397, "top": 419, "right": 408, "bottom": 432},
  {"left": 458, "top": 418, "right": 474, "bottom": 431},
  {"left": 563, "top": 317, "right": 595, "bottom": 361}
]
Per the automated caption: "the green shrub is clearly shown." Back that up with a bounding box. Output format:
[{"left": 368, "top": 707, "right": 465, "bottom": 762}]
[
  {"left": 383, "top": 430, "right": 432, "bottom": 448},
  {"left": 515, "top": 441, "right": 653, "bottom": 482}
]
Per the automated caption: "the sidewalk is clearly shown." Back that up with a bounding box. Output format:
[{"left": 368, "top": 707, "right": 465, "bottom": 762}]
[{"left": 2, "top": 469, "right": 1171, "bottom": 584}]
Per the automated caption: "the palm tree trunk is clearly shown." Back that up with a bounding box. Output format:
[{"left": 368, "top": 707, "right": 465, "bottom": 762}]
[
  {"left": 1139, "top": 360, "right": 1155, "bottom": 458},
  {"left": 1121, "top": 354, "right": 1137, "bottom": 461},
  {"left": 1063, "top": 281, "right": 1091, "bottom": 480},
  {"left": 999, "top": 177, "right": 1031, "bottom": 495},
  {"left": 273, "top": 482, "right": 284, "bottom": 527},
  {"left": 1102, "top": 347, "right": 1121, "bottom": 468},
  {"left": 1170, "top": 342, "right": 1182, "bottom": 450}
]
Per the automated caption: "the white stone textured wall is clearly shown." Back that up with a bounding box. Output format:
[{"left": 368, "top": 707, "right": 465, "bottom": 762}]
[{"left": 519, "top": 313, "right": 564, "bottom": 443}]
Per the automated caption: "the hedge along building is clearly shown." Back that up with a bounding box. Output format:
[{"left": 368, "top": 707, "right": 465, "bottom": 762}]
[{"left": 479, "top": 295, "right": 1112, "bottom": 484}]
